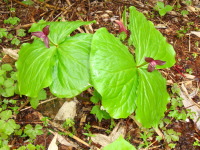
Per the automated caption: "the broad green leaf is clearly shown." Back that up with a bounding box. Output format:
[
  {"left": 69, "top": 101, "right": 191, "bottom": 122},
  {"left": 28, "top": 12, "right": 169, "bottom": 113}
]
[
  {"left": 103, "top": 136, "right": 136, "bottom": 150},
  {"left": 16, "top": 40, "right": 56, "bottom": 97},
  {"left": 135, "top": 69, "right": 169, "bottom": 127},
  {"left": 29, "top": 20, "right": 95, "bottom": 44},
  {"left": 16, "top": 33, "right": 92, "bottom": 98},
  {"left": 50, "top": 34, "right": 92, "bottom": 97},
  {"left": 90, "top": 28, "right": 138, "bottom": 118},
  {"left": 129, "top": 6, "right": 175, "bottom": 69}
]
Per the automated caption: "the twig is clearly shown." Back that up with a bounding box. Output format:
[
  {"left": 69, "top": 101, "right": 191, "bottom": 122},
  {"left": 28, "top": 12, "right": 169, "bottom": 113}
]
[
  {"left": 66, "top": 0, "right": 71, "bottom": 6},
  {"left": 188, "top": 34, "right": 191, "bottom": 52},
  {"left": 37, "top": 112, "right": 91, "bottom": 148},
  {"left": 33, "top": 0, "right": 67, "bottom": 11},
  {"left": 18, "top": 100, "right": 30, "bottom": 111},
  {"left": 20, "top": 97, "right": 57, "bottom": 111},
  {"left": 13, "top": 0, "right": 29, "bottom": 7}
]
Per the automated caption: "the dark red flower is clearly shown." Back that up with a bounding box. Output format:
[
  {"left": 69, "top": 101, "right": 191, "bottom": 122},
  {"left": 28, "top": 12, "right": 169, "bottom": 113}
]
[
  {"left": 145, "top": 57, "right": 166, "bottom": 72},
  {"left": 31, "top": 25, "right": 50, "bottom": 48},
  {"left": 115, "top": 20, "right": 128, "bottom": 35}
]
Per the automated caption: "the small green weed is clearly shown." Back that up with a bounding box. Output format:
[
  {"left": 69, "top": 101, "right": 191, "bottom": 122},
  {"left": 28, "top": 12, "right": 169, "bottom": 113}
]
[
  {"left": 154, "top": 2, "right": 173, "bottom": 16},
  {"left": 23, "top": 124, "right": 43, "bottom": 140},
  {"left": 181, "top": 10, "right": 189, "bottom": 16},
  {"left": 0, "top": 64, "right": 18, "bottom": 97},
  {"left": 186, "top": 68, "right": 193, "bottom": 74},
  {"left": 22, "top": 0, "right": 34, "bottom": 5},
  {"left": 4, "top": 17, "right": 20, "bottom": 25}
]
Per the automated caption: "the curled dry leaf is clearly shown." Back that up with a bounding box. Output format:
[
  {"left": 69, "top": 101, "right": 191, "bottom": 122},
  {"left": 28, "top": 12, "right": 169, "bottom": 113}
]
[
  {"left": 180, "top": 84, "right": 200, "bottom": 130},
  {"left": 190, "top": 31, "right": 200, "bottom": 38},
  {"left": 91, "top": 121, "right": 126, "bottom": 147},
  {"left": 48, "top": 131, "right": 77, "bottom": 148},
  {"left": 2, "top": 48, "right": 19, "bottom": 60},
  {"left": 48, "top": 133, "right": 58, "bottom": 150}
]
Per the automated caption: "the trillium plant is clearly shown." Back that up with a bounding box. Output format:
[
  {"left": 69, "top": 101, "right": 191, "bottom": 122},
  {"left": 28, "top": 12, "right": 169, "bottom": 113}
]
[{"left": 16, "top": 6, "right": 175, "bottom": 128}]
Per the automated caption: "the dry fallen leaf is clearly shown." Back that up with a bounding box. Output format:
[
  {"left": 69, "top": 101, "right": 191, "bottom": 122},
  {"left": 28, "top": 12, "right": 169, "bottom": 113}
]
[
  {"left": 57, "top": 134, "right": 77, "bottom": 147},
  {"left": 2, "top": 48, "right": 19, "bottom": 60},
  {"left": 91, "top": 121, "right": 126, "bottom": 147},
  {"left": 187, "top": 5, "right": 200, "bottom": 12},
  {"left": 48, "top": 130, "right": 77, "bottom": 149},
  {"left": 48, "top": 133, "right": 58, "bottom": 150},
  {"left": 191, "top": 31, "right": 200, "bottom": 37},
  {"left": 180, "top": 84, "right": 200, "bottom": 130},
  {"left": 54, "top": 99, "right": 78, "bottom": 120}
]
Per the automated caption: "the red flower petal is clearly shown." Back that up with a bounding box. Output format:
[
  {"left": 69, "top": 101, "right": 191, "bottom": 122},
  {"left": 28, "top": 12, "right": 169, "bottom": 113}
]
[
  {"left": 31, "top": 31, "right": 45, "bottom": 39},
  {"left": 147, "top": 64, "right": 155, "bottom": 72},
  {"left": 43, "top": 36, "right": 50, "bottom": 48},
  {"left": 154, "top": 60, "right": 166, "bottom": 66},
  {"left": 145, "top": 57, "right": 154, "bottom": 63},
  {"left": 42, "top": 25, "right": 50, "bottom": 36}
]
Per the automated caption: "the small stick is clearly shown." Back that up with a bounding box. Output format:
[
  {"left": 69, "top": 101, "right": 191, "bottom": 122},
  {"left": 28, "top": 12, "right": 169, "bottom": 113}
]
[
  {"left": 188, "top": 34, "right": 191, "bottom": 52},
  {"left": 13, "top": 0, "right": 29, "bottom": 7},
  {"left": 20, "top": 97, "right": 57, "bottom": 111},
  {"left": 37, "top": 112, "right": 91, "bottom": 148},
  {"left": 66, "top": 0, "right": 71, "bottom": 6}
]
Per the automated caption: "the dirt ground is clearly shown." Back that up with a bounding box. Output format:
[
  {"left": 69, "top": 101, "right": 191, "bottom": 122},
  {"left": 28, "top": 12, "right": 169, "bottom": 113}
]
[{"left": 0, "top": 0, "right": 200, "bottom": 150}]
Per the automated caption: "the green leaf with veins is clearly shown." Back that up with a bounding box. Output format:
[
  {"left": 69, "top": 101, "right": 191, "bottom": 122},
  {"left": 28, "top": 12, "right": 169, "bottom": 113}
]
[
  {"left": 90, "top": 7, "right": 175, "bottom": 127},
  {"left": 90, "top": 28, "right": 138, "bottom": 118},
  {"left": 135, "top": 69, "right": 169, "bottom": 127},
  {"left": 128, "top": 6, "right": 175, "bottom": 68},
  {"left": 16, "top": 32, "right": 93, "bottom": 98},
  {"left": 29, "top": 20, "right": 95, "bottom": 44}
]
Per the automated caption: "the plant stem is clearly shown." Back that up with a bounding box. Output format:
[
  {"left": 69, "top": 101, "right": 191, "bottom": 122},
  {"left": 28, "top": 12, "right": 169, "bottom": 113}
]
[{"left": 136, "top": 62, "right": 148, "bottom": 68}]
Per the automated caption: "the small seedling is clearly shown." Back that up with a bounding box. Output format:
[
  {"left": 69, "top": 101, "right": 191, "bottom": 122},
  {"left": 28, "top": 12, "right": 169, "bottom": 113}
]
[
  {"left": 24, "top": 124, "right": 43, "bottom": 139},
  {"left": 186, "top": 68, "right": 193, "bottom": 74},
  {"left": 63, "top": 119, "right": 76, "bottom": 134},
  {"left": 193, "top": 140, "right": 200, "bottom": 147},
  {"left": 90, "top": 105, "right": 111, "bottom": 122},
  {"left": 83, "top": 122, "right": 95, "bottom": 138},
  {"left": 154, "top": 2, "right": 173, "bottom": 16},
  {"left": 181, "top": 10, "right": 189, "bottom": 16},
  {"left": 192, "top": 53, "right": 198, "bottom": 59},
  {"left": 22, "top": 0, "right": 34, "bottom": 5},
  {"left": 4, "top": 17, "right": 20, "bottom": 25},
  {"left": 0, "top": 64, "right": 18, "bottom": 97},
  {"left": 138, "top": 130, "right": 154, "bottom": 148}
]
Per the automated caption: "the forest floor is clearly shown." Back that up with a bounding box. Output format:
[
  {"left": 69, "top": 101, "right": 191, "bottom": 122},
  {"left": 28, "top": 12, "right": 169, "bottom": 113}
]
[{"left": 0, "top": 0, "right": 200, "bottom": 150}]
